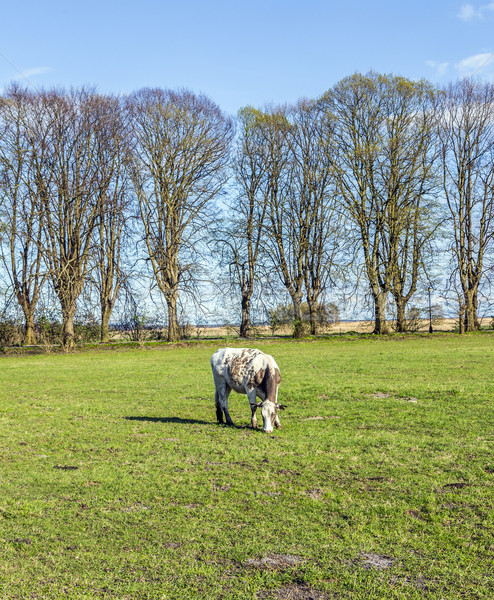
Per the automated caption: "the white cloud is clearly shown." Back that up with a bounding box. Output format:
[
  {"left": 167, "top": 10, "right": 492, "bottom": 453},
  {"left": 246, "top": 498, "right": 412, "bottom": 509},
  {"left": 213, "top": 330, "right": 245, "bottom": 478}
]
[
  {"left": 455, "top": 52, "right": 494, "bottom": 74},
  {"left": 458, "top": 3, "right": 479, "bottom": 20},
  {"left": 14, "top": 66, "right": 51, "bottom": 80},
  {"left": 426, "top": 60, "right": 449, "bottom": 77},
  {"left": 458, "top": 2, "right": 494, "bottom": 20},
  {"left": 0, "top": 63, "right": 51, "bottom": 94}
]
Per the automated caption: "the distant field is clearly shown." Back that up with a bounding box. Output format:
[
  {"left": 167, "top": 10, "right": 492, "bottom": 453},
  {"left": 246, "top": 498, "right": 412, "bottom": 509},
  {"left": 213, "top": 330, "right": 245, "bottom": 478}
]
[
  {"left": 172, "top": 317, "right": 492, "bottom": 339},
  {"left": 0, "top": 334, "right": 493, "bottom": 599}
]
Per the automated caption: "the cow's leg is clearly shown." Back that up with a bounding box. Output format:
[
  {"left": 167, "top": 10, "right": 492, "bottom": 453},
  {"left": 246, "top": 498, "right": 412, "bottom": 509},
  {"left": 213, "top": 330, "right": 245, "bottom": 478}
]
[
  {"left": 274, "top": 413, "right": 282, "bottom": 429},
  {"left": 222, "top": 386, "right": 234, "bottom": 426},
  {"left": 247, "top": 389, "right": 258, "bottom": 429},
  {"left": 215, "top": 380, "right": 234, "bottom": 426},
  {"left": 250, "top": 404, "right": 258, "bottom": 429},
  {"left": 215, "top": 390, "right": 224, "bottom": 424},
  {"left": 223, "top": 403, "right": 234, "bottom": 426}
]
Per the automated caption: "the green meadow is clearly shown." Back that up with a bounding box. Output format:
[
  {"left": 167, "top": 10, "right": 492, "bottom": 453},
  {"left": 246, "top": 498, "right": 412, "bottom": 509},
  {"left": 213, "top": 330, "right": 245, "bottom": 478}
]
[{"left": 0, "top": 334, "right": 493, "bottom": 599}]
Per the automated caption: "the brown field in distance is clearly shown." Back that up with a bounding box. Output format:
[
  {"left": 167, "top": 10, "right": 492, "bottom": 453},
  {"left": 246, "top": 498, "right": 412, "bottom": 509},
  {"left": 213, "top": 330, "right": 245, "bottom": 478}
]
[{"left": 194, "top": 317, "right": 491, "bottom": 338}]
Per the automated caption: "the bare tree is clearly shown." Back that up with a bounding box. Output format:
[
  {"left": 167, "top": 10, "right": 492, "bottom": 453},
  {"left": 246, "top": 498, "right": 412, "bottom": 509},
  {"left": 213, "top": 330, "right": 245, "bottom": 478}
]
[
  {"left": 126, "top": 88, "right": 233, "bottom": 341},
  {"left": 256, "top": 106, "right": 311, "bottom": 337},
  {"left": 439, "top": 78, "right": 494, "bottom": 332},
  {"left": 220, "top": 106, "right": 271, "bottom": 337},
  {"left": 39, "top": 88, "right": 120, "bottom": 349},
  {"left": 92, "top": 97, "right": 132, "bottom": 342},
  {"left": 288, "top": 98, "right": 342, "bottom": 335},
  {"left": 378, "top": 79, "right": 441, "bottom": 331},
  {"left": 224, "top": 100, "right": 344, "bottom": 337},
  {"left": 324, "top": 72, "right": 440, "bottom": 333},
  {"left": 0, "top": 85, "right": 49, "bottom": 344}
]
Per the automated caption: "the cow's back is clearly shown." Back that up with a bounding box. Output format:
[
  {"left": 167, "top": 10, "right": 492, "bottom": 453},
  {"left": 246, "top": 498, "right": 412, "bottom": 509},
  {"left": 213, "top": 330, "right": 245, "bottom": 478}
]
[{"left": 211, "top": 347, "right": 269, "bottom": 392}]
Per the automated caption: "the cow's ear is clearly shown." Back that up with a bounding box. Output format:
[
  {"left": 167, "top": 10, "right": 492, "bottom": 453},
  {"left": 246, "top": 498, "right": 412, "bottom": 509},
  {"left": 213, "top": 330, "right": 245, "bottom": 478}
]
[{"left": 277, "top": 404, "right": 287, "bottom": 410}]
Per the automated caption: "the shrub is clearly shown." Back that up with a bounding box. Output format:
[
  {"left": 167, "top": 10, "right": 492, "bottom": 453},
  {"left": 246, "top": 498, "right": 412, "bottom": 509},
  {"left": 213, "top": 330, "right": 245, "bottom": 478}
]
[
  {"left": 268, "top": 312, "right": 283, "bottom": 335},
  {"left": 404, "top": 307, "right": 422, "bottom": 332},
  {"left": 0, "top": 319, "right": 23, "bottom": 348},
  {"left": 178, "top": 322, "right": 194, "bottom": 340},
  {"left": 125, "top": 313, "right": 148, "bottom": 343},
  {"left": 395, "top": 304, "right": 445, "bottom": 333},
  {"left": 35, "top": 316, "right": 62, "bottom": 347},
  {"left": 74, "top": 314, "right": 100, "bottom": 344},
  {"left": 267, "top": 301, "right": 340, "bottom": 334}
]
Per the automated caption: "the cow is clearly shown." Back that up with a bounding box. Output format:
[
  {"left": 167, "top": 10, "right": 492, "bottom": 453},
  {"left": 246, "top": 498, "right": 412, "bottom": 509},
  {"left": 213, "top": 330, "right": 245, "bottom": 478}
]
[{"left": 210, "top": 347, "right": 285, "bottom": 433}]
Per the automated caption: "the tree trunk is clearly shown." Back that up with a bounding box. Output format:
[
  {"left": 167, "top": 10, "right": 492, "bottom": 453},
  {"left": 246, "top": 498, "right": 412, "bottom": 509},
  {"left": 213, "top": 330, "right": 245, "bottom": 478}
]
[
  {"left": 17, "top": 294, "right": 38, "bottom": 345},
  {"left": 463, "top": 289, "right": 479, "bottom": 332},
  {"left": 240, "top": 293, "right": 252, "bottom": 338},
  {"left": 61, "top": 305, "right": 76, "bottom": 349},
  {"left": 100, "top": 304, "right": 112, "bottom": 343},
  {"left": 458, "top": 304, "right": 465, "bottom": 334},
  {"left": 24, "top": 311, "right": 37, "bottom": 345},
  {"left": 309, "top": 309, "right": 317, "bottom": 336},
  {"left": 473, "top": 290, "right": 480, "bottom": 330},
  {"left": 306, "top": 296, "right": 318, "bottom": 335},
  {"left": 394, "top": 297, "right": 407, "bottom": 333},
  {"left": 166, "top": 294, "right": 179, "bottom": 342},
  {"left": 373, "top": 291, "right": 388, "bottom": 335},
  {"left": 291, "top": 292, "right": 305, "bottom": 338}
]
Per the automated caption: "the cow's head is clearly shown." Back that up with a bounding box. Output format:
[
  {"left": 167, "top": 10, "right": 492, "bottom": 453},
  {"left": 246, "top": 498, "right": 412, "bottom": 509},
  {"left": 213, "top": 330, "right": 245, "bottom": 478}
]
[{"left": 253, "top": 400, "right": 287, "bottom": 433}]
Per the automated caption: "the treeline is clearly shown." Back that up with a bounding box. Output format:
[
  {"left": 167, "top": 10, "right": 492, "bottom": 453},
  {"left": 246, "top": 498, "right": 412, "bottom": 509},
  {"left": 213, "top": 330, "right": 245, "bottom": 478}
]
[{"left": 0, "top": 72, "right": 493, "bottom": 347}]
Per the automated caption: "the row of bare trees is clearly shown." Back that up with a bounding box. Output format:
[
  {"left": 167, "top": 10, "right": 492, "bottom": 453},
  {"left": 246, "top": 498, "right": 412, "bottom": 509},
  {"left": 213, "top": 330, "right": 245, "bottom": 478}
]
[
  {"left": 221, "top": 101, "right": 343, "bottom": 337},
  {"left": 0, "top": 85, "right": 233, "bottom": 347},
  {"left": 0, "top": 73, "right": 493, "bottom": 347},
  {"left": 0, "top": 87, "right": 135, "bottom": 348},
  {"left": 223, "top": 73, "right": 494, "bottom": 336}
]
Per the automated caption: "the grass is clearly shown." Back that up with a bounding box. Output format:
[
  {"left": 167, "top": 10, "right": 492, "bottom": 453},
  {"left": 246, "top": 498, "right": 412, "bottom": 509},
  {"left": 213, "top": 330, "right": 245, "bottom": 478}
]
[{"left": 0, "top": 334, "right": 493, "bottom": 599}]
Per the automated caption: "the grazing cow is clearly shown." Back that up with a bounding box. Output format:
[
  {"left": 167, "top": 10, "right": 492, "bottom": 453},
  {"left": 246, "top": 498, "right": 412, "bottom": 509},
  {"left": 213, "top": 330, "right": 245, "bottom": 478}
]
[{"left": 211, "top": 347, "right": 285, "bottom": 433}]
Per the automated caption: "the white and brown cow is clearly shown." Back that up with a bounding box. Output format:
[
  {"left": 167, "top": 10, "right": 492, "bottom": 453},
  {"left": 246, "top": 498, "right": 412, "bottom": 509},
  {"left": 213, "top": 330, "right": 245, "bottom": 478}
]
[{"left": 211, "top": 347, "right": 285, "bottom": 433}]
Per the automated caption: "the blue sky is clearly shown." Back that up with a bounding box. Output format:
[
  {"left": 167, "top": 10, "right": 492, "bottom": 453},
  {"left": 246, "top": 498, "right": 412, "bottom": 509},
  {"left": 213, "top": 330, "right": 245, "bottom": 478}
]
[{"left": 1, "top": 0, "right": 493, "bottom": 115}]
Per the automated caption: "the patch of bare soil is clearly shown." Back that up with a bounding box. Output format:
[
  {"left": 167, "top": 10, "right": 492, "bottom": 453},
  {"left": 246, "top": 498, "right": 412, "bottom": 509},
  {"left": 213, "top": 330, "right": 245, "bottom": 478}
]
[
  {"left": 305, "top": 489, "right": 324, "bottom": 499},
  {"left": 303, "top": 415, "right": 341, "bottom": 421},
  {"left": 213, "top": 483, "right": 231, "bottom": 492},
  {"left": 443, "top": 482, "right": 470, "bottom": 489},
  {"left": 257, "top": 582, "right": 329, "bottom": 600},
  {"left": 162, "top": 542, "right": 182, "bottom": 549},
  {"left": 121, "top": 503, "right": 150, "bottom": 513},
  {"left": 405, "top": 509, "right": 426, "bottom": 521},
  {"left": 359, "top": 553, "right": 395, "bottom": 570},
  {"left": 245, "top": 554, "right": 304, "bottom": 570},
  {"left": 368, "top": 393, "right": 419, "bottom": 403},
  {"left": 389, "top": 574, "right": 432, "bottom": 592}
]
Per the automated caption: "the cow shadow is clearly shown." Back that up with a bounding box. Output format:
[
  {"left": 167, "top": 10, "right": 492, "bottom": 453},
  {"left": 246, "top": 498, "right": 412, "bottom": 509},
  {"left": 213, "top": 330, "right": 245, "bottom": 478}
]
[
  {"left": 124, "top": 416, "right": 251, "bottom": 429},
  {"left": 124, "top": 416, "right": 211, "bottom": 426}
]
